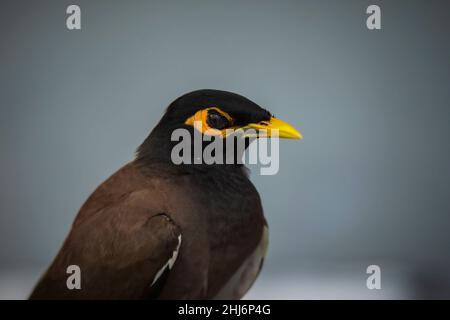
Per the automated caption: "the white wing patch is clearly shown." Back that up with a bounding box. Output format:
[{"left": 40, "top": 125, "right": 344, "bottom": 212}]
[{"left": 151, "top": 234, "right": 182, "bottom": 286}]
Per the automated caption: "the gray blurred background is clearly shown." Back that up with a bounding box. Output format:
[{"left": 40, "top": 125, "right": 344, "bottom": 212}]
[{"left": 1, "top": 0, "right": 450, "bottom": 299}]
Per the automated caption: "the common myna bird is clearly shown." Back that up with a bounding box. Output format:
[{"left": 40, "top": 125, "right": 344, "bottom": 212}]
[{"left": 30, "top": 89, "right": 302, "bottom": 299}]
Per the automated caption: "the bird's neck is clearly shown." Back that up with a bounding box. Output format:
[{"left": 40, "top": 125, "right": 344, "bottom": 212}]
[{"left": 135, "top": 126, "right": 251, "bottom": 174}]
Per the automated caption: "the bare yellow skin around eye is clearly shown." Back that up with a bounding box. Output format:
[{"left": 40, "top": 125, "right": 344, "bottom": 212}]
[
  {"left": 184, "top": 107, "right": 234, "bottom": 136},
  {"left": 185, "top": 107, "right": 303, "bottom": 139}
]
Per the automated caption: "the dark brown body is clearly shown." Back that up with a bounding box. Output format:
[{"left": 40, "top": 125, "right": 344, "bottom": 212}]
[{"left": 30, "top": 161, "right": 266, "bottom": 299}]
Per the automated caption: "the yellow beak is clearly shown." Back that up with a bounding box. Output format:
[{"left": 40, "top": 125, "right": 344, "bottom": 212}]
[{"left": 243, "top": 117, "right": 303, "bottom": 139}]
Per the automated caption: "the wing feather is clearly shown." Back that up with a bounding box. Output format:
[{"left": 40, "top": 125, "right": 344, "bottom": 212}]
[{"left": 30, "top": 192, "right": 182, "bottom": 300}]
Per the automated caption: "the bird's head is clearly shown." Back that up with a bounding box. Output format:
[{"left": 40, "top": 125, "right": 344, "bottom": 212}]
[{"left": 137, "top": 89, "right": 302, "bottom": 167}]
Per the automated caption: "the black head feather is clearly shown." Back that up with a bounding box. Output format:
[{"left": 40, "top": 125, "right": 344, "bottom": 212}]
[{"left": 136, "top": 89, "right": 271, "bottom": 167}]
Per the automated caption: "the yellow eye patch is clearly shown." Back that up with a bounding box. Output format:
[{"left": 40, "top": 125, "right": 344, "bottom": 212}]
[{"left": 185, "top": 107, "right": 234, "bottom": 136}]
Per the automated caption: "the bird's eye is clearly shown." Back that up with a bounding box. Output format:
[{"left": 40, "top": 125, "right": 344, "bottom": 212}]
[{"left": 207, "top": 110, "right": 229, "bottom": 130}]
